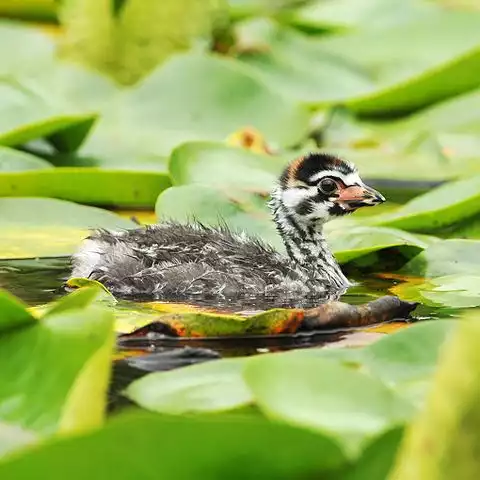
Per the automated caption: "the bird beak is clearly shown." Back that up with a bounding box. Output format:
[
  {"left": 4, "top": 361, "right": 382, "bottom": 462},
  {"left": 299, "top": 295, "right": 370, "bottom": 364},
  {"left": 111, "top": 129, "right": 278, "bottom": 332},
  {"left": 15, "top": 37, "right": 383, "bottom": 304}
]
[{"left": 338, "top": 184, "right": 385, "bottom": 209}]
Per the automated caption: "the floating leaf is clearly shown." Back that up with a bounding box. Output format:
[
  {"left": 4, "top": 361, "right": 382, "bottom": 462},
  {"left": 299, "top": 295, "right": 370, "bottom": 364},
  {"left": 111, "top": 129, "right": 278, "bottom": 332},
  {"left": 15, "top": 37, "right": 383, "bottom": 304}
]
[
  {"left": 328, "top": 226, "right": 429, "bottom": 263},
  {"left": 371, "top": 174, "right": 480, "bottom": 232},
  {"left": 0, "top": 412, "right": 347, "bottom": 479},
  {"left": 389, "top": 312, "right": 480, "bottom": 479},
  {"left": 169, "top": 141, "right": 285, "bottom": 191},
  {"left": 0, "top": 168, "right": 171, "bottom": 207},
  {"left": 125, "top": 358, "right": 252, "bottom": 414},
  {"left": 81, "top": 53, "right": 310, "bottom": 162},
  {"left": 0, "top": 197, "right": 135, "bottom": 260},
  {"left": 401, "top": 239, "right": 480, "bottom": 277},
  {"left": 392, "top": 275, "right": 480, "bottom": 308},
  {"left": 244, "top": 354, "right": 413, "bottom": 453},
  {"left": 0, "top": 290, "right": 115, "bottom": 435}
]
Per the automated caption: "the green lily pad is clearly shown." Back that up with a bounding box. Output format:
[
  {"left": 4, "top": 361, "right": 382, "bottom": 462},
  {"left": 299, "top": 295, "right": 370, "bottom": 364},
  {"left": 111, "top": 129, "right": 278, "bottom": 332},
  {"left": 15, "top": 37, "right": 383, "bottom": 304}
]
[
  {"left": 401, "top": 239, "right": 480, "bottom": 278},
  {"left": 0, "top": 288, "right": 115, "bottom": 435},
  {"left": 0, "top": 147, "right": 53, "bottom": 172},
  {"left": 125, "top": 358, "right": 253, "bottom": 414},
  {"left": 389, "top": 312, "right": 480, "bottom": 479},
  {"left": 244, "top": 354, "right": 413, "bottom": 453},
  {"left": 0, "top": 197, "right": 135, "bottom": 259},
  {"left": 169, "top": 141, "right": 286, "bottom": 191},
  {"left": 238, "top": 25, "right": 374, "bottom": 104},
  {"left": 328, "top": 226, "right": 429, "bottom": 264},
  {"left": 81, "top": 53, "right": 310, "bottom": 162},
  {"left": 363, "top": 321, "right": 454, "bottom": 386},
  {"left": 239, "top": 12, "right": 480, "bottom": 113},
  {"left": 392, "top": 275, "right": 480, "bottom": 308},
  {"left": 0, "top": 168, "right": 171, "bottom": 207},
  {"left": 371, "top": 175, "right": 480, "bottom": 232},
  {"left": 0, "top": 412, "right": 347, "bottom": 479},
  {"left": 321, "top": 11, "right": 480, "bottom": 114}
]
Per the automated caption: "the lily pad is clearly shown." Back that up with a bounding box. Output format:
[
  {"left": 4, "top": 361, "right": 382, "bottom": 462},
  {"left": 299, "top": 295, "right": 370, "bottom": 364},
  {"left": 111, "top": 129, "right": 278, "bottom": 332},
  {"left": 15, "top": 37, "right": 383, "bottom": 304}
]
[
  {"left": 0, "top": 288, "right": 115, "bottom": 435},
  {"left": 0, "top": 412, "right": 347, "bottom": 479},
  {"left": 81, "top": 53, "right": 310, "bottom": 162},
  {"left": 244, "top": 354, "right": 413, "bottom": 453},
  {"left": 125, "top": 358, "right": 253, "bottom": 414},
  {"left": 400, "top": 239, "right": 480, "bottom": 278},
  {"left": 371, "top": 174, "right": 480, "bottom": 232},
  {"left": 322, "top": 11, "right": 480, "bottom": 114},
  {"left": 328, "top": 226, "right": 429, "bottom": 264},
  {"left": 169, "top": 141, "right": 285, "bottom": 191},
  {"left": 391, "top": 275, "right": 480, "bottom": 308},
  {"left": 0, "top": 168, "right": 171, "bottom": 207},
  {"left": 0, "top": 197, "right": 135, "bottom": 259}
]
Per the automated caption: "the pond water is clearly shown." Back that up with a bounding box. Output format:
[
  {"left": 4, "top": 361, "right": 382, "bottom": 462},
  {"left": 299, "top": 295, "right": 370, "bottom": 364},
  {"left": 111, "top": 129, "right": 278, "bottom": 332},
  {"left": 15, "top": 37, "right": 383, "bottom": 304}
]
[{"left": 1, "top": 256, "right": 461, "bottom": 411}]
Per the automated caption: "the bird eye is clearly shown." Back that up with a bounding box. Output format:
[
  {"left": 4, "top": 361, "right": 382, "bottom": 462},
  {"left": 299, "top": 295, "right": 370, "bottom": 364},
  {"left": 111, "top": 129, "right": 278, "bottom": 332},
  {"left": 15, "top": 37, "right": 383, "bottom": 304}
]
[{"left": 318, "top": 178, "right": 338, "bottom": 195}]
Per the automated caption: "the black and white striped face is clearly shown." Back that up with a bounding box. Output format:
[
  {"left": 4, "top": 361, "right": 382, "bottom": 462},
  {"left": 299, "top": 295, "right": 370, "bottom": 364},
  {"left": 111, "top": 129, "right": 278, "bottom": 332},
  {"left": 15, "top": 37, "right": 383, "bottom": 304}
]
[{"left": 277, "top": 153, "right": 385, "bottom": 225}]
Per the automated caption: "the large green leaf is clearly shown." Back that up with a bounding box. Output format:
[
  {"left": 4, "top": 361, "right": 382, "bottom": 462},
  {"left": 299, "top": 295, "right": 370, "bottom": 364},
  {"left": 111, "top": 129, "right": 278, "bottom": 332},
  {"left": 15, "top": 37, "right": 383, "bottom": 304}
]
[
  {"left": 80, "top": 53, "right": 310, "bottom": 162},
  {"left": 238, "top": 24, "right": 374, "bottom": 104},
  {"left": 400, "top": 239, "right": 480, "bottom": 277},
  {"left": 328, "top": 226, "right": 429, "bottom": 264},
  {"left": 363, "top": 321, "right": 454, "bottom": 386},
  {"left": 0, "top": 412, "right": 347, "bottom": 479},
  {"left": 239, "top": 12, "right": 480, "bottom": 112},
  {"left": 371, "top": 175, "right": 480, "bottom": 232},
  {"left": 125, "top": 358, "right": 253, "bottom": 414},
  {"left": 389, "top": 312, "right": 480, "bottom": 480},
  {"left": 244, "top": 354, "right": 413, "bottom": 453},
  {"left": 169, "top": 141, "right": 285, "bottom": 191},
  {"left": 0, "top": 25, "right": 97, "bottom": 149},
  {"left": 0, "top": 168, "right": 170, "bottom": 207},
  {"left": 0, "top": 197, "right": 135, "bottom": 259},
  {"left": 0, "top": 288, "right": 115, "bottom": 435},
  {"left": 321, "top": 11, "right": 480, "bottom": 114}
]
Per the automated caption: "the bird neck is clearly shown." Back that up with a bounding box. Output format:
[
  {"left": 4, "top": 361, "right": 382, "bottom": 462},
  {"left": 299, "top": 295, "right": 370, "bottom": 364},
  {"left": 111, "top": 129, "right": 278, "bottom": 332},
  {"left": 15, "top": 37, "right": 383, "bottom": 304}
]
[{"left": 269, "top": 187, "right": 349, "bottom": 289}]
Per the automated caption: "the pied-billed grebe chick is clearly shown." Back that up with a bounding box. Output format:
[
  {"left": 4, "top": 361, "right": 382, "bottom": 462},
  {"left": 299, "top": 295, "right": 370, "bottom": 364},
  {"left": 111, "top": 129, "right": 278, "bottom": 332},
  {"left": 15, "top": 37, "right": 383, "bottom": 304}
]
[{"left": 71, "top": 153, "right": 384, "bottom": 301}]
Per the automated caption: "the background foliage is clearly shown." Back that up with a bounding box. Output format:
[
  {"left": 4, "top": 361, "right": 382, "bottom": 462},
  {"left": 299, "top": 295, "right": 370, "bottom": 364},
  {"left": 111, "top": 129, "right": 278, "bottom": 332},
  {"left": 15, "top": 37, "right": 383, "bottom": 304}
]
[{"left": 0, "top": 0, "right": 480, "bottom": 478}]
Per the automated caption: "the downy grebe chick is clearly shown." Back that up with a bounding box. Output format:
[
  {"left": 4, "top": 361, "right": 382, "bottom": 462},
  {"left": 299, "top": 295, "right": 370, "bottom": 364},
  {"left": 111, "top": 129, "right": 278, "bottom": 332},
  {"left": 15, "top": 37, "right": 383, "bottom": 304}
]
[{"left": 71, "top": 153, "right": 385, "bottom": 301}]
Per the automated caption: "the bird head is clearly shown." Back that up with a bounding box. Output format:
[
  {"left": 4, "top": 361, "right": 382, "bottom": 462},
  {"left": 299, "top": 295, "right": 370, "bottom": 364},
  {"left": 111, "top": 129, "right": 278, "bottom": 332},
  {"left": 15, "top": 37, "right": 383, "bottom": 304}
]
[{"left": 274, "top": 152, "right": 385, "bottom": 226}]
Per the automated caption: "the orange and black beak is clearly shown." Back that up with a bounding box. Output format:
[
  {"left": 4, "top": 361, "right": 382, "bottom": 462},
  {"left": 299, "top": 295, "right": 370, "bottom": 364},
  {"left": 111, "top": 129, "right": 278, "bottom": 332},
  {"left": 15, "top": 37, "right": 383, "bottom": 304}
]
[{"left": 338, "top": 183, "right": 385, "bottom": 210}]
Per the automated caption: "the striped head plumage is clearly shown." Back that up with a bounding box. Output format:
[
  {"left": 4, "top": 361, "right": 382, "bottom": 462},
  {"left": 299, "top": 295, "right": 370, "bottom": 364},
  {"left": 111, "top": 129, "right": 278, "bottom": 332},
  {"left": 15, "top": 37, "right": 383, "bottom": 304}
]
[{"left": 273, "top": 152, "right": 385, "bottom": 227}]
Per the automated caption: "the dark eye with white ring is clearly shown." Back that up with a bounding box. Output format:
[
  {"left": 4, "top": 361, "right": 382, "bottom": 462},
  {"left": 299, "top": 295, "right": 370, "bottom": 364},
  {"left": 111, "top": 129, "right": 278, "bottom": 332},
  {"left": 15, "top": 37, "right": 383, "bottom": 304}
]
[{"left": 318, "top": 178, "right": 338, "bottom": 195}]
